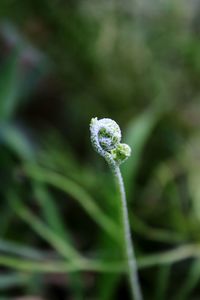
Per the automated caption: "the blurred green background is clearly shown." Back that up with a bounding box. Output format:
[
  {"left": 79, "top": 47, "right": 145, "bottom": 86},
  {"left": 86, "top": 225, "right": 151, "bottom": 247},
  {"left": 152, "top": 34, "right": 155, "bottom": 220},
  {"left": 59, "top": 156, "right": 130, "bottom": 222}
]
[{"left": 0, "top": 0, "right": 200, "bottom": 299}]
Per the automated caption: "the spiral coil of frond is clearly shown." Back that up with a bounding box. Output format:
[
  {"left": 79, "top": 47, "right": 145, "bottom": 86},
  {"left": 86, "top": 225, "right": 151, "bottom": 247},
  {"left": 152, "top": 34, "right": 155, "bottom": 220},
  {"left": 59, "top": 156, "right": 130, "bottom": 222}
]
[{"left": 90, "top": 117, "right": 131, "bottom": 167}]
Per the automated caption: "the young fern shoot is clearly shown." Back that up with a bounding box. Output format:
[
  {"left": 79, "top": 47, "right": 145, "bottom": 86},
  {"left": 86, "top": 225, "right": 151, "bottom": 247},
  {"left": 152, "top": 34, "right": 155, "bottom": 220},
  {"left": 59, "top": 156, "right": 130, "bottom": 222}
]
[{"left": 90, "top": 117, "right": 143, "bottom": 300}]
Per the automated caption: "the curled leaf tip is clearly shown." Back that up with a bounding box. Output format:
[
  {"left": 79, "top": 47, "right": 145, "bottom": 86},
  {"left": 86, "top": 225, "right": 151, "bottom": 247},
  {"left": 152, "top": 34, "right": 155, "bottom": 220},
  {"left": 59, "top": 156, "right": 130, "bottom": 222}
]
[{"left": 90, "top": 117, "right": 131, "bottom": 166}]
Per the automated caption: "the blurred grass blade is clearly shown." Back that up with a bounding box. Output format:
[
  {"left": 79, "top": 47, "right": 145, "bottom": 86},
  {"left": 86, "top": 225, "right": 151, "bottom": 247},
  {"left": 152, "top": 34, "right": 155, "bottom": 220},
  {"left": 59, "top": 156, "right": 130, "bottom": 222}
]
[
  {"left": 122, "top": 109, "right": 162, "bottom": 197},
  {"left": 0, "top": 273, "right": 29, "bottom": 289},
  {"left": 0, "top": 239, "right": 46, "bottom": 260},
  {"left": 175, "top": 259, "right": 200, "bottom": 300},
  {"left": 138, "top": 244, "right": 200, "bottom": 269},
  {"left": 130, "top": 213, "right": 185, "bottom": 244},
  {"left": 0, "top": 124, "right": 34, "bottom": 161},
  {"left": 154, "top": 265, "right": 171, "bottom": 300},
  {"left": 0, "top": 205, "right": 13, "bottom": 237},
  {"left": 32, "top": 182, "right": 69, "bottom": 241},
  {"left": 156, "top": 163, "right": 187, "bottom": 233},
  {"left": 8, "top": 192, "right": 85, "bottom": 263},
  {"left": 97, "top": 272, "right": 121, "bottom": 300},
  {"left": 0, "top": 255, "right": 126, "bottom": 274},
  {"left": 1, "top": 245, "right": 200, "bottom": 274},
  {"left": 32, "top": 182, "right": 84, "bottom": 299},
  {"left": 24, "top": 164, "right": 121, "bottom": 243},
  {"left": 0, "top": 22, "right": 48, "bottom": 99},
  {"left": 0, "top": 50, "right": 20, "bottom": 121}
]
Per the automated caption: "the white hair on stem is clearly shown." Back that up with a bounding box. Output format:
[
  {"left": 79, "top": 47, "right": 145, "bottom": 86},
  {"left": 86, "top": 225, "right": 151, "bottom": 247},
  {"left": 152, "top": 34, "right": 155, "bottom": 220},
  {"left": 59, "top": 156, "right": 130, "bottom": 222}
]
[{"left": 90, "top": 117, "right": 143, "bottom": 300}]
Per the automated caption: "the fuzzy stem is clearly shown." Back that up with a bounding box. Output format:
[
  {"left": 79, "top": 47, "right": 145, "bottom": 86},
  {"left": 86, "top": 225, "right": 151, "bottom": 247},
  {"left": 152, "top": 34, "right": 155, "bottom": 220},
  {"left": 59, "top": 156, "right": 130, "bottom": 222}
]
[{"left": 112, "top": 165, "right": 143, "bottom": 300}]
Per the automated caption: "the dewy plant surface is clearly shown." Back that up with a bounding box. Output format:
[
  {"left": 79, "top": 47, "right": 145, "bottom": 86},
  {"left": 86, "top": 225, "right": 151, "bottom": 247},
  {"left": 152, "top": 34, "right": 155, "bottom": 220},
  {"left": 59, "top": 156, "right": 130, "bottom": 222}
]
[{"left": 90, "top": 117, "right": 143, "bottom": 300}]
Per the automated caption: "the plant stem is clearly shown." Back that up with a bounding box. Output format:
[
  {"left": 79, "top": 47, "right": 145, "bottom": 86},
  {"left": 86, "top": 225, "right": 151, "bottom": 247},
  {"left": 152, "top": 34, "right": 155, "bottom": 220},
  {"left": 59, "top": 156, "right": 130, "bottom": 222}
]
[{"left": 113, "top": 166, "right": 143, "bottom": 300}]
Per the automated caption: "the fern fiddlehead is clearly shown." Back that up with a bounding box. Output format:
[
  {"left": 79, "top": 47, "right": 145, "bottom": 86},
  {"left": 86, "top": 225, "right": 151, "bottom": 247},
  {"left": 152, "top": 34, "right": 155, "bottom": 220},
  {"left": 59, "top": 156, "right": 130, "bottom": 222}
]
[
  {"left": 90, "top": 117, "right": 131, "bottom": 167},
  {"left": 90, "top": 117, "right": 143, "bottom": 300}
]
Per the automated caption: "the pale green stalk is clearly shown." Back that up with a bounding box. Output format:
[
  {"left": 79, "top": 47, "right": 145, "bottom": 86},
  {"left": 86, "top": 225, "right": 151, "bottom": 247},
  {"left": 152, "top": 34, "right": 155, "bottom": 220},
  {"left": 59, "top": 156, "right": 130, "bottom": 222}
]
[
  {"left": 90, "top": 117, "right": 143, "bottom": 300},
  {"left": 113, "top": 165, "right": 142, "bottom": 300}
]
